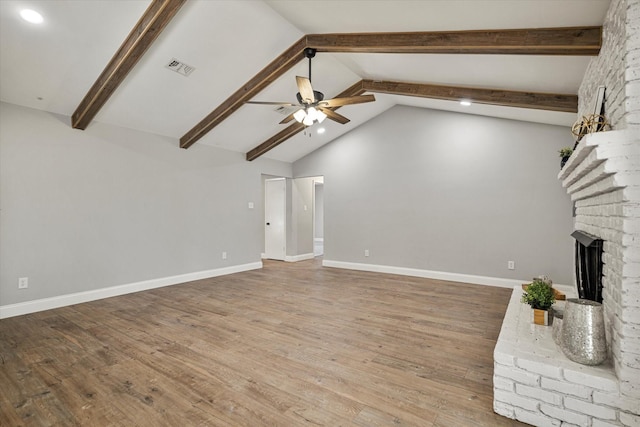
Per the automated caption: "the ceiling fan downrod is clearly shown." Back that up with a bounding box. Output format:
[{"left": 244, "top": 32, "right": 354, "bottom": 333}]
[{"left": 304, "top": 48, "right": 316, "bottom": 82}]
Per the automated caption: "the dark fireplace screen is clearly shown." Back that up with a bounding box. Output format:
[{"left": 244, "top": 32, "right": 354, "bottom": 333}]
[{"left": 572, "top": 230, "right": 604, "bottom": 303}]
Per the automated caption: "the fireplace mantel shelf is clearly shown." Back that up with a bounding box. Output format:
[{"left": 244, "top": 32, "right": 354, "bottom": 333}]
[{"left": 558, "top": 130, "right": 639, "bottom": 203}]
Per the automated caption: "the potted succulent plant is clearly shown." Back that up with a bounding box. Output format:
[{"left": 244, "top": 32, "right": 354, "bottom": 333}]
[
  {"left": 521, "top": 278, "right": 556, "bottom": 325},
  {"left": 559, "top": 147, "right": 573, "bottom": 169}
]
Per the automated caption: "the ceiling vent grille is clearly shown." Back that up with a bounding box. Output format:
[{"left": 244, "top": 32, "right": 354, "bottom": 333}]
[
  {"left": 165, "top": 58, "right": 195, "bottom": 77},
  {"left": 273, "top": 105, "right": 296, "bottom": 115}
]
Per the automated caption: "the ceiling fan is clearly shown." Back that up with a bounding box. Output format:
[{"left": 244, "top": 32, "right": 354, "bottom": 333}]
[{"left": 245, "top": 48, "right": 375, "bottom": 126}]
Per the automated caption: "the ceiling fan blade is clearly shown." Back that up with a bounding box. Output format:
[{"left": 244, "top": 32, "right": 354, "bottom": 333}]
[
  {"left": 279, "top": 113, "right": 296, "bottom": 124},
  {"left": 319, "top": 94, "right": 376, "bottom": 108},
  {"left": 318, "top": 107, "right": 350, "bottom": 124},
  {"left": 296, "top": 76, "right": 315, "bottom": 103},
  {"left": 245, "top": 101, "right": 298, "bottom": 106}
]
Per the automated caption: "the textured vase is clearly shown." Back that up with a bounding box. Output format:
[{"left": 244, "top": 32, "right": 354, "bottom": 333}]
[
  {"left": 560, "top": 298, "right": 607, "bottom": 365},
  {"left": 552, "top": 309, "right": 563, "bottom": 346}
]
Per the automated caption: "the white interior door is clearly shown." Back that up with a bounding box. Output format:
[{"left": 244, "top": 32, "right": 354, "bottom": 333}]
[{"left": 265, "top": 178, "right": 286, "bottom": 260}]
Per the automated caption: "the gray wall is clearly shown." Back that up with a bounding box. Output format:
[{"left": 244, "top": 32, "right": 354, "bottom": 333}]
[
  {"left": 0, "top": 102, "right": 291, "bottom": 306},
  {"left": 293, "top": 105, "right": 576, "bottom": 284}
]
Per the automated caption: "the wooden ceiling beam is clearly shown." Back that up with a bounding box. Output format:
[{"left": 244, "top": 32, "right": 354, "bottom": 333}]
[
  {"left": 184, "top": 26, "right": 599, "bottom": 150},
  {"left": 245, "top": 81, "right": 366, "bottom": 161},
  {"left": 72, "top": 0, "right": 187, "bottom": 130},
  {"left": 246, "top": 78, "right": 578, "bottom": 161},
  {"left": 362, "top": 80, "right": 578, "bottom": 113},
  {"left": 179, "top": 36, "right": 308, "bottom": 149},
  {"left": 307, "top": 27, "right": 602, "bottom": 55}
]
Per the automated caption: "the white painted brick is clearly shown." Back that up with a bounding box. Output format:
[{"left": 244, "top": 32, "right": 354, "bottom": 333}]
[
  {"left": 620, "top": 378, "right": 640, "bottom": 399},
  {"left": 623, "top": 262, "right": 640, "bottom": 277},
  {"left": 622, "top": 280, "right": 640, "bottom": 297},
  {"left": 493, "top": 375, "right": 514, "bottom": 392},
  {"left": 614, "top": 334, "right": 640, "bottom": 354},
  {"left": 564, "top": 396, "right": 617, "bottom": 420},
  {"left": 628, "top": 81, "right": 640, "bottom": 97},
  {"left": 494, "top": 364, "right": 540, "bottom": 386},
  {"left": 493, "top": 400, "right": 514, "bottom": 418},
  {"left": 494, "top": 351, "right": 515, "bottom": 367},
  {"left": 540, "top": 403, "right": 590, "bottom": 426},
  {"left": 516, "top": 358, "right": 563, "bottom": 378},
  {"left": 541, "top": 377, "right": 593, "bottom": 399},
  {"left": 627, "top": 67, "right": 640, "bottom": 82},
  {"left": 620, "top": 411, "right": 640, "bottom": 427},
  {"left": 623, "top": 247, "right": 640, "bottom": 263},
  {"left": 560, "top": 423, "right": 583, "bottom": 427},
  {"left": 621, "top": 280, "right": 640, "bottom": 293},
  {"left": 516, "top": 383, "right": 563, "bottom": 406},
  {"left": 494, "top": 389, "right": 539, "bottom": 411},
  {"left": 592, "top": 419, "right": 623, "bottom": 427},
  {"left": 620, "top": 306, "right": 640, "bottom": 323},
  {"left": 563, "top": 369, "right": 618, "bottom": 392},
  {"left": 619, "top": 320, "right": 640, "bottom": 337},
  {"left": 594, "top": 390, "right": 640, "bottom": 413},
  {"left": 624, "top": 218, "right": 640, "bottom": 233},
  {"left": 618, "top": 338, "right": 640, "bottom": 355},
  {"left": 514, "top": 407, "right": 561, "bottom": 427}
]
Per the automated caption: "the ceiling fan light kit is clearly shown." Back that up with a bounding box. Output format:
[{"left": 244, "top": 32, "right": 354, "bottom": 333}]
[
  {"left": 296, "top": 106, "right": 327, "bottom": 126},
  {"left": 246, "top": 47, "right": 375, "bottom": 128}
]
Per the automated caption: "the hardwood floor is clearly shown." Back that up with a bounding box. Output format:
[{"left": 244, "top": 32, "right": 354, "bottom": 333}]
[{"left": 0, "top": 259, "right": 527, "bottom": 426}]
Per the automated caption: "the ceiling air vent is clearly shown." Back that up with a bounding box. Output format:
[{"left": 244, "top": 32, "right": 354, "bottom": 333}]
[
  {"left": 273, "top": 105, "right": 296, "bottom": 115},
  {"left": 165, "top": 58, "right": 195, "bottom": 77}
]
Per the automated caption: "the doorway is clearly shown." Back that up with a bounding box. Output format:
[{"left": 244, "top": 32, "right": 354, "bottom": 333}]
[{"left": 264, "top": 178, "right": 286, "bottom": 260}]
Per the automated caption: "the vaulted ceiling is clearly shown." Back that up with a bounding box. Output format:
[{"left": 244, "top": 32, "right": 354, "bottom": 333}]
[{"left": 0, "top": 0, "right": 610, "bottom": 163}]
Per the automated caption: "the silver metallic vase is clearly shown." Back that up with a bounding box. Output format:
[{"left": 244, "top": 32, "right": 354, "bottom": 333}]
[{"left": 560, "top": 298, "right": 607, "bottom": 365}]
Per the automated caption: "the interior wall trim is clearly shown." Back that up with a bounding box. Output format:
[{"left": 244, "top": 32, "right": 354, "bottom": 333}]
[
  {"left": 285, "top": 253, "right": 315, "bottom": 262},
  {"left": 0, "top": 262, "right": 263, "bottom": 319},
  {"left": 322, "top": 260, "right": 536, "bottom": 289}
]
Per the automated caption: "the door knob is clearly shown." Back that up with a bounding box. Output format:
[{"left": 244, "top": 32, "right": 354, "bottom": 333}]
[{"left": 266, "top": 222, "right": 270, "bottom": 225}]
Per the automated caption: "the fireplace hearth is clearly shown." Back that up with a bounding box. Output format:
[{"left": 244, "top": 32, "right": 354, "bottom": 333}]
[{"left": 494, "top": 129, "right": 640, "bottom": 426}]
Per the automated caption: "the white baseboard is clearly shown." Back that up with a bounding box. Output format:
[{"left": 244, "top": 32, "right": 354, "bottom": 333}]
[
  {"left": 0, "top": 262, "right": 263, "bottom": 319},
  {"left": 285, "top": 253, "right": 315, "bottom": 262},
  {"left": 321, "top": 260, "right": 523, "bottom": 289}
]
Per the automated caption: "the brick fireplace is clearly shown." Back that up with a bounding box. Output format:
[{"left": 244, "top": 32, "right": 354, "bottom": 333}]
[{"left": 493, "top": 0, "right": 640, "bottom": 425}]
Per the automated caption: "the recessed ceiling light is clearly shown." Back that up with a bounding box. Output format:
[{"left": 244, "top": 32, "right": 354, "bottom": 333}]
[
  {"left": 20, "top": 9, "right": 43, "bottom": 24},
  {"left": 317, "top": 127, "right": 326, "bottom": 134},
  {"left": 460, "top": 100, "right": 472, "bottom": 107}
]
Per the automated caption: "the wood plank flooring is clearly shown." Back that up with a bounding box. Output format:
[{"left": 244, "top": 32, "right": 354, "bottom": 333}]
[{"left": 0, "top": 259, "right": 527, "bottom": 426}]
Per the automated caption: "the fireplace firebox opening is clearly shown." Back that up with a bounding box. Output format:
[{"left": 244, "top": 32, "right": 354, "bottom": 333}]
[{"left": 571, "top": 230, "right": 604, "bottom": 303}]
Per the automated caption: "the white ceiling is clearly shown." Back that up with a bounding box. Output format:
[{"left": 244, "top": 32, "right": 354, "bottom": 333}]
[{"left": 0, "top": 0, "right": 610, "bottom": 163}]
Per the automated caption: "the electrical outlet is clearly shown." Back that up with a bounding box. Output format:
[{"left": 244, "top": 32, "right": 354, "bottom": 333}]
[
  {"left": 248, "top": 202, "right": 254, "bottom": 209},
  {"left": 222, "top": 251, "right": 227, "bottom": 260},
  {"left": 508, "top": 261, "right": 515, "bottom": 270},
  {"left": 364, "top": 249, "right": 370, "bottom": 257},
  {"left": 18, "top": 277, "right": 28, "bottom": 289}
]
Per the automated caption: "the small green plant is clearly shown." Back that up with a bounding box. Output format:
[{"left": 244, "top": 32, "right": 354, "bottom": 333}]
[
  {"left": 559, "top": 147, "right": 573, "bottom": 158},
  {"left": 521, "top": 279, "right": 556, "bottom": 310}
]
